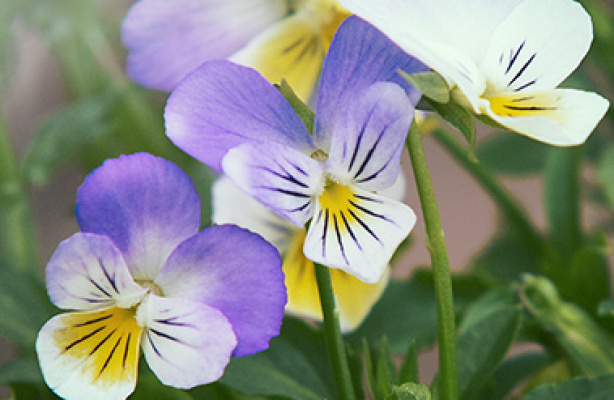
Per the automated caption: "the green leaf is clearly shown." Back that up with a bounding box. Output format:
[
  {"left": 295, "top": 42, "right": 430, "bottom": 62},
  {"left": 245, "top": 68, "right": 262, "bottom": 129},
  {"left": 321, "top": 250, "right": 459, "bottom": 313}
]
[
  {"left": 433, "top": 290, "right": 521, "bottom": 400},
  {"left": 470, "top": 227, "right": 542, "bottom": 284},
  {"left": 276, "top": 80, "right": 315, "bottom": 133},
  {"left": 398, "top": 70, "right": 450, "bottom": 104},
  {"left": 347, "top": 270, "right": 489, "bottom": 354},
  {"left": 597, "top": 144, "right": 614, "bottom": 210},
  {"left": 475, "top": 132, "right": 549, "bottom": 175},
  {"left": 544, "top": 147, "right": 583, "bottom": 260},
  {"left": 131, "top": 374, "right": 192, "bottom": 400},
  {"left": 397, "top": 341, "right": 418, "bottom": 385},
  {"left": 427, "top": 99, "right": 476, "bottom": 149},
  {"left": 557, "top": 242, "right": 610, "bottom": 315},
  {"left": 598, "top": 300, "right": 614, "bottom": 318},
  {"left": 388, "top": 383, "right": 431, "bottom": 400},
  {"left": 471, "top": 352, "right": 551, "bottom": 400},
  {"left": 0, "top": 357, "right": 44, "bottom": 386},
  {"left": 519, "top": 275, "right": 614, "bottom": 377},
  {"left": 525, "top": 375, "right": 614, "bottom": 400},
  {"left": 0, "top": 262, "right": 56, "bottom": 353},
  {"left": 22, "top": 93, "right": 115, "bottom": 185},
  {"left": 375, "top": 338, "right": 396, "bottom": 398},
  {"left": 221, "top": 318, "right": 334, "bottom": 400},
  {"left": 9, "top": 382, "right": 58, "bottom": 399}
]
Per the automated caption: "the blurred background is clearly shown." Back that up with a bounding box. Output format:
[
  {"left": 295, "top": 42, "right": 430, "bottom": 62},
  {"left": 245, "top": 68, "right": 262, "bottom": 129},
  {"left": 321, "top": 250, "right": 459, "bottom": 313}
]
[{"left": 1, "top": 0, "right": 613, "bottom": 396}]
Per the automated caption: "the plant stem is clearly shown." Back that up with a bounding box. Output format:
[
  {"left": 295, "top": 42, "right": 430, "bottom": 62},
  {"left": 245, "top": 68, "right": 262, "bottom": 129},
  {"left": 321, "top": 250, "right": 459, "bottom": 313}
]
[
  {"left": 407, "top": 125, "right": 458, "bottom": 400},
  {"left": 0, "top": 116, "right": 39, "bottom": 273},
  {"left": 314, "top": 263, "right": 355, "bottom": 400},
  {"left": 433, "top": 128, "right": 543, "bottom": 247}
]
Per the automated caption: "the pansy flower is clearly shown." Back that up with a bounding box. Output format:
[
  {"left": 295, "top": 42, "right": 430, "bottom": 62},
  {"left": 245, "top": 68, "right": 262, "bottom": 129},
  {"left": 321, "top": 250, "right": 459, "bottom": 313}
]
[
  {"left": 165, "top": 17, "right": 425, "bottom": 283},
  {"left": 35, "top": 153, "right": 286, "bottom": 400},
  {"left": 340, "top": 0, "right": 610, "bottom": 146},
  {"left": 212, "top": 175, "right": 409, "bottom": 331},
  {"left": 122, "top": 0, "right": 351, "bottom": 99}
]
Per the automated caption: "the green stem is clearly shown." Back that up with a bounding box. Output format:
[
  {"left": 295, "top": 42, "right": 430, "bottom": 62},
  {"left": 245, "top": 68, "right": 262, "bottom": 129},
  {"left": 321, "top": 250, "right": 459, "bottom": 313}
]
[
  {"left": 407, "top": 125, "right": 458, "bottom": 400},
  {"left": 314, "top": 263, "right": 355, "bottom": 400},
  {"left": 433, "top": 128, "right": 543, "bottom": 247},
  {"left": 0, "top": 116, "right": 39, "bottom": 273}
]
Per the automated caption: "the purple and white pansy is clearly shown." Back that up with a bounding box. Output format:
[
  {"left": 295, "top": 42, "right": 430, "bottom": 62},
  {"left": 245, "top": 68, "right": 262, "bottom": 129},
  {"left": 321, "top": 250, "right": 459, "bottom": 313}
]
[
  {"left": 35, "top": 153, "right": 286, "bottom": 400},
  {"left": 165, "top": 17, "right": 426, "bottom": 283}
]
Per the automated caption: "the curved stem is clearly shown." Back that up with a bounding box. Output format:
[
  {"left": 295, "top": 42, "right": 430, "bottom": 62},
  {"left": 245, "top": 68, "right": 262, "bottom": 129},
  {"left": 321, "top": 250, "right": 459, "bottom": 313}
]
[
  {"left": 0, "top": 116, "right": 39, "bottom": 273},
  {"left": 314, "top": 263, "right": 356, "bottom": 400},
  {"left": 407, "top": 125, "right": 458, "bottom": 400},
  {"left": 433, "top": 128, "right": 543, "bottom": 247}
]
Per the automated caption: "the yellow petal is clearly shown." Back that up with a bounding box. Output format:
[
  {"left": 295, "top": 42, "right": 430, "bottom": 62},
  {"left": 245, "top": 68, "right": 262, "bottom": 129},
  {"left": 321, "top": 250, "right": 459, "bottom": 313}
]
[{"left": 283, "top": 229, "right": 388, "bottom": 332}]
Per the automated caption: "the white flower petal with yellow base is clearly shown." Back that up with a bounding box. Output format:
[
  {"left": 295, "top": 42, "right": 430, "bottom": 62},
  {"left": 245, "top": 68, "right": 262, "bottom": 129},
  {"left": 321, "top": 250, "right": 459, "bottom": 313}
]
[
  {"left": 482, "top": 89, "right": 610, "bottom": 146},
  {"left": 341, "top": 0, "right": 610, "bottom": 145},
  {"left": 304, "top": 184, "right": 416, "bottom": 283},
  {"left": 212, "top": 176, "right": 391, "bottom": 331},
  {"left": 138, "top": 295, "right": 237, "bottom": 389},
  {"left": 36, "top": 307, "right": 143, "bottom": 400}
]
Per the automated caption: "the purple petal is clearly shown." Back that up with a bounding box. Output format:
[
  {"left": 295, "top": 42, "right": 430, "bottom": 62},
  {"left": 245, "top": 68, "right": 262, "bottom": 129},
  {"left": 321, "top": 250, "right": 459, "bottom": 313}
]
[
  {"left": 315, "top": 16, "right": 427, "bottom": 146},
  {"left": 76, "top": 153, "right": 200, "bottom": 281},
  {"left": 122, "top": 0, "right": 288, "bottom": 90},
  {"left": 154, "top": 224, "right": 286, "bottom": 357},
  {"left": 139, "top": 295, "right": 237, "bottom": 388},
  {"left": 222, "top": 141, "right": 324, "bottom": 227},
  {"left": 165, "top": 60, "right": 314, "bottom": 171},
  {"left": 326, "top": 82, "right": 414, "bottom": 191},
  {"left": 46, "top": 233, "right": 146, "bottom": 311}
]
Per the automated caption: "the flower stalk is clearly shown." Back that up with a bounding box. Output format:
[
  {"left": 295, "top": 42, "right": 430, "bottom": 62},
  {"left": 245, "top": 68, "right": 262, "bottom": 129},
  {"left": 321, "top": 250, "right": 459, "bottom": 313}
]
[
  {"left": 407, "top": 124, "right": 458, "bottom": 400},
  {"left": 315, "top": 263, "right": 356, "bottom": 400}
]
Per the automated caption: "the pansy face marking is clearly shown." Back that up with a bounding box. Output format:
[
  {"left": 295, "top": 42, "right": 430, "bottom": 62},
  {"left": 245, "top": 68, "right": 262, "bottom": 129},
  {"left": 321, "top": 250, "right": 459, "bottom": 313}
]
[
  {"left": 340, "top": 0, "right": 610, "bottom": 146},
  {"left": 122, "top": 0, "right": 350, "bottom": 100},
  {"left": 212, "top": 176, "right": 396, "bottom": 331},
  {"left": 36, "top": 153, "right": 286, "bottom": 400},
  {"left": 166, "top": 17, "right": 426, "bottom": 283}
]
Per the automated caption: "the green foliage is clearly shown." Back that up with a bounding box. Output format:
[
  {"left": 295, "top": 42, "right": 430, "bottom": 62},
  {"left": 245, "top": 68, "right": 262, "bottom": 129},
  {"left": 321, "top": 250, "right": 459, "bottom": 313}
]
[
  {"left": 387, "top": 383, "right": 431, "bottom": 400},
  {"left": 431, "top": 289, "right": 522, "bottom": 400},
  {"left": 475, "top": 132, "right": 549, "bottom": 175},
  {"left": 597, "top": 144, "right": 614, "bottom": 210},
  {"left": 0, "top": 260, "right": 56, "bottom": 354},
  {"left": 524, "top": 374, "right": 614, "bottom": 400},
  {"left": 427, "top": 99, "right": 476, "bottom": 149},
  {"left": 23, "top": 93, "right": 117, "bottom": 185},
  {"left": 221, "top": 318, "right": 335, "bottom": 400},
  {"left": 347, "top": 270, "right": 490, "bottom": 353}
]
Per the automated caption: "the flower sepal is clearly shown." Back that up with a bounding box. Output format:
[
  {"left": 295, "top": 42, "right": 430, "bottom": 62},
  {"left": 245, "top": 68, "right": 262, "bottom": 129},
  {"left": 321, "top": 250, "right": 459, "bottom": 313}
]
[
  {"left": 399, "top": 69, "right": 450, "bottom": 104},
  {"left": 275, "top": 79, "right": 315, "bottom": 134}
]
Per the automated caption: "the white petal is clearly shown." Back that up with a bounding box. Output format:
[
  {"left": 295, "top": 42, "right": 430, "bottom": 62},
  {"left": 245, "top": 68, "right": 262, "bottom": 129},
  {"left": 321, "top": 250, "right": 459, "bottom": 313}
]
[
  {"left": 339, "top": 0, "right": 522, "bottom": 110},
  {"left": 212, "top": 176, "right": 294, "bottom": 250},
  {"left": 483, "top": 89, "right": 609, "bottom": 146},
  {"left": 139, "top": 295, "right": 237, "bottom": 389},
  {"left": 46, "top": 233, "right": 147, "bottom": 311},
  {"left": 36, "top": 308, "right": 142, "bottom": 400},
  {"left": 222, "top": 141, "right": 323, "bottom": 227},
  {"left": 303, "top": 185, "right": 416, "bottom": 283},
  {"left": 482, "top": 0, "right": 593, "bottom": 94}
]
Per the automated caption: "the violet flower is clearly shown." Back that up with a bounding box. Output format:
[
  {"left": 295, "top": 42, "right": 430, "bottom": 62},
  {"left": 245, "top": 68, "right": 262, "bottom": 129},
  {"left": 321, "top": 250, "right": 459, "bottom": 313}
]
[
  {"left": 35, "top": 153, "right": 286, "bottom": 400},
  {"left": 165, "top": 17, "right": 425, "bottom": 283}
]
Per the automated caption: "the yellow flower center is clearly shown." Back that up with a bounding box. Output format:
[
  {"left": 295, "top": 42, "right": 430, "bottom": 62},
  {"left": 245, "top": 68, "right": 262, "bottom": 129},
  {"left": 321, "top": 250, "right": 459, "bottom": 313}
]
[
  {"left": 54, "top": 307, "right": 142, "bottom": 386},
  {"left": 318, "top": 179, "right": 355, "bottom": 220},
  {"left": 484, "top": 92, "right": 560, "bottom": 118}
]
